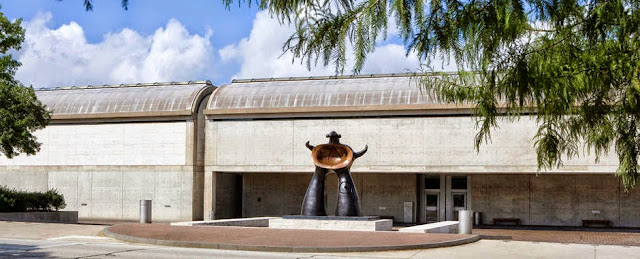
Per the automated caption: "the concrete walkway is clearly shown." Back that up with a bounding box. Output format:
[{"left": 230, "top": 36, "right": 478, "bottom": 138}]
[
  {"left": 475, "top": 228, "right": 640, "bottom": 246},
  {"left": 103, "top": 223, "right": 480, "bottom": 252},
  {"left": 0, "top": 221, "right": 106, "bottom": 240}
]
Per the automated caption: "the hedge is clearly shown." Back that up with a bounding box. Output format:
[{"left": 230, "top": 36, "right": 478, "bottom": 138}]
[{"left": 0, "top": 186, "right": 66, "bottom": 212}]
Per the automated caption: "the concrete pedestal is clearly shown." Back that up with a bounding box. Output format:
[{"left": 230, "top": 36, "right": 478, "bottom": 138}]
[{"left": 269, "top": 217, "right": 393, "bottom": 231}]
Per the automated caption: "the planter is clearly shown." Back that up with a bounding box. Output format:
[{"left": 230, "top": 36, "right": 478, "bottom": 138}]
[{"left": 0, "top": 211, "right": 78, "bottom": 223}]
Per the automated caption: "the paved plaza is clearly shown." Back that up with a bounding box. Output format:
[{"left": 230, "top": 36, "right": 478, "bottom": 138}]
[{"left": 2, "top": 221, "right": 640, "bottom": 258}]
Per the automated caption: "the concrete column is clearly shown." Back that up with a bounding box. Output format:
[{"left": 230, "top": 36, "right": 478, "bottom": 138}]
[{"left": 203, "top": 171, "right": 216, "bottom": 220}]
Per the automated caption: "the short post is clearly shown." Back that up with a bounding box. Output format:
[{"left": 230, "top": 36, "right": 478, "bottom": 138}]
[
  {"left": 474, "top": 211, "right": 482, "bottom": 225},
  {"left": 139, "top": 200, "right": 152, "bottom": 223},
  {"left": 458, "top": 210, "right": 473, "bottom": 234}
]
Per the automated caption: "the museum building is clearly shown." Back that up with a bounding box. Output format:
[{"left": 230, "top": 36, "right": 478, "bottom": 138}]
[{"left": 1, "top": 73, "right": 638, "bottom": 227}]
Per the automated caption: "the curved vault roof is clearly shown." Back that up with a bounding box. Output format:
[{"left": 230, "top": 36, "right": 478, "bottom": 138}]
[
  {"left": 36, "top": 81, "right": 215, "bottom": 120},
  {"left": 205, "top": 73, "right": 471, "bottom": 119}
]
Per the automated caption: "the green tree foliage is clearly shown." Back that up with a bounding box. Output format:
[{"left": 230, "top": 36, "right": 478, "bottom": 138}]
[
  {"left": 221, "top": 0, "right": 640, "bottom": 188},
  {"left": 0, "top": 11, "right": 50, "bottom": 158},
  {"left": 79, "top": 0, "right": 129, "bottom": 11}
]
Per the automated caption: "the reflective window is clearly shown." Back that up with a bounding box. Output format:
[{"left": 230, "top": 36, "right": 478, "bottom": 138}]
[
  {"left": 426, "top": 194, "right": 438, "bottom": 207},
  {"left": 453, "top": 193, "right": 466, "bottom": 208},
  {"left": 451, "top": 177, "right": 467, "bottom": 190},
  {"left": 425, "top": 177, "right": 440, "bottom": 190}
]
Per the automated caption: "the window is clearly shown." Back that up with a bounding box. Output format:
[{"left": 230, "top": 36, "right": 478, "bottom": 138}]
[
  {"left": 426, "top": 194, "right": 438, "bottom": 207},
  {"left": 453, "top": 193, "right": 466, "bottom": 208},
  {"left": 451, "top": 177, "right": 467, "bottom": 190},
  {"left": 425, "top": 177, "right": 440, "bottom": 189}
]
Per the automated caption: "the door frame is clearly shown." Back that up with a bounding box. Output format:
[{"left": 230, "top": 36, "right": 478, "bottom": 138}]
[{"left": 419, "top": 174, "right": 472, "bottom": 223}]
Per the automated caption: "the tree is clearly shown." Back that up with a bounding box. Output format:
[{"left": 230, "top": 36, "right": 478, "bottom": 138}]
[
  {"left": 78, "top": 0, "right": 129, "bottom": 11},
  {"left": 0, "top": 10, "right": 51, "bottom": 158}
]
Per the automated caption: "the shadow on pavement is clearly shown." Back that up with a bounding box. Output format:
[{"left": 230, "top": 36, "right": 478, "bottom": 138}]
[{"left": 0, "top": 243, "right": 50, "bottom": 258}]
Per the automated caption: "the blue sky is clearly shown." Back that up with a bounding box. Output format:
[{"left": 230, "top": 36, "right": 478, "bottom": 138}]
[{"left": 1, "top": 1, "right": 448, "bottom": 88}]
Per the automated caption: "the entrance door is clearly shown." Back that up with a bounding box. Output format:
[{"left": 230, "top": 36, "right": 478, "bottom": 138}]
[
  {"left": 421, "top": 175, "right": 470, "bottom": 223},
  {"left": 425, "top": 192, "right": 440, "bottom": 222}
]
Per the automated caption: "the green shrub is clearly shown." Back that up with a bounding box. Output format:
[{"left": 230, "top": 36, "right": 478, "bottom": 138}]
[{"left": 0, "top": 186, "right": 66, "bottom": 212}]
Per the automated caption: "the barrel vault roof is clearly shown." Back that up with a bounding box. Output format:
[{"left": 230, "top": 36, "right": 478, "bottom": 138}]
[
  {"left": 36, "top": 81, "right": 215, "bottom": 120},
  {"left": 205, "top": 73, "right": 471, "bottom": 118}
]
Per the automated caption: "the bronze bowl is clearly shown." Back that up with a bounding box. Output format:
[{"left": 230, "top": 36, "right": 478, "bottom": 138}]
[{"left": 311, "top": 144, "right": 354, "bottom": 170}]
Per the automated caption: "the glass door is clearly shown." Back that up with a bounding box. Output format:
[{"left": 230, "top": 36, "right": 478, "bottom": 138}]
[
  {"left": 451, "top": 192, "right": 467, "bottom": 221},
  {"left": 425, "top": 193, "right": 439, "bottom": 223},
  {"left": 446, "top": 176, "right": 469, "bottom": 221},
  {"left": 420, "top": 174, "right": 470, "bottom": 223}
]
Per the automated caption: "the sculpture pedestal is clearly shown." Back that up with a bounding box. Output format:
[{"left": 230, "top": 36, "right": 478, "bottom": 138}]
[{"left": 269, "top": 216, "right": 393, "bottom": 231}]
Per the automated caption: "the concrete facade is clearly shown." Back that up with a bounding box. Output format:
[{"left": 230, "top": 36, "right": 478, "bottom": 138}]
[
  {"left": 472, "top": 174, "right": 640, "bottom": 227},
  {"left": 0, "top": 81, "right": 213, "bottom": 221},
  {"left": 201, "top": 74, "right": 628, "bottom": 227},
  {"left": 205, "top": 116, "right": 623, "bottom": 226},
  {"left": 2, "top": 74, "right": 635, "bottom": 227},
  {"left": 237, "top": 173, "right": 416, "bottom": 223},
  {"left": 204, "top": 117, "right": 618, "bottom": 174},
  {"left": 0, "top": 123, "right": 198, "bottom": 221}
]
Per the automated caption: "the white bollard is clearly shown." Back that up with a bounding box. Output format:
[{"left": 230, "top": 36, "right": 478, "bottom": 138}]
[
  {"left": 458, "top": 210, "right": 473, "bottom": 234},
  {"left": 139, "top": 200, "right": 152, "bottom": 223}
]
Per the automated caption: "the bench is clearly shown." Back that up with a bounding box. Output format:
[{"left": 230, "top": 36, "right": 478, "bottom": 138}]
[
  {"left": 492, "top": 218, "right": 521, "bottom": 225},
  {"left": 399, "top": 221, "right": 459, "bottom": 233},
  {"left": 582, "top": 219, "right": 610, "bottom": 227}
]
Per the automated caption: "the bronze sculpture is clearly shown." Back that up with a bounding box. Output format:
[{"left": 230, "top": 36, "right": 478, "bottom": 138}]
[{"left": 302, "top": 131, "right": 368, "bottom": 216}]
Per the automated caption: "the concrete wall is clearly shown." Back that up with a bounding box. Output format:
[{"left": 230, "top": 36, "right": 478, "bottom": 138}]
[
  {"left": 0, "top": 123, "right": 187, "bottom": 166},
  {"left": 0, "top": 122, "right": 199, "bottom": 221},
  {"left": 241, "top": 173, "right": 417, "bottom": 223},
  {"left": 205, "top": 117, "right": 618, "bottom": 174},
  {"left": 241, "top": 173, "right": 308, "bottom": 217},
  {"left": 472, "top": 174, "right": 640, "bottom": 227}
]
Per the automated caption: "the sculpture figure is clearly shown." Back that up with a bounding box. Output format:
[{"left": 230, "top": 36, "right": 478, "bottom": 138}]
[{"left": 302, "top": 131, "right": 368, "bottom": 216}]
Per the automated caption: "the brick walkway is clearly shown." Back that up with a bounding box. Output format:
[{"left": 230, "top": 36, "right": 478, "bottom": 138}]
[{"left": 474, "top": 228, "right": 640, "bottom": 246}]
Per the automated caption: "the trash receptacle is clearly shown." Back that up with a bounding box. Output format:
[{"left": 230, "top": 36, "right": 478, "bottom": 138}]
[
  {"left": 139, "top": 200, "right": 152, "bottom": 223},
  {"left": 474, "top": 212, "right": 482, "bottom": 225}
]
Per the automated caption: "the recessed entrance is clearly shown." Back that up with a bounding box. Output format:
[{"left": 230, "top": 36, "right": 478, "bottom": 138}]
[{"left": 420, "top": 175, "right": 470, "bottom": 223}]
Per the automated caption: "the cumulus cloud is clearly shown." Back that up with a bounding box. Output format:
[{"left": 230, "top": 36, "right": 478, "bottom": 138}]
[
  {"left": 16, "top": 12, "right": 214, "bottom": 88},
  {"left": 220, "top": 10, "right": 456, "bottom": 80}
]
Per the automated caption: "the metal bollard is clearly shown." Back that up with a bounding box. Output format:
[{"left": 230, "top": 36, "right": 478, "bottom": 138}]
[
  {"left": 474, "top": 211, "right": 482, "bottom": 225},
  {"left": 458, "top": 210, "right": 473, "bottom": 234},
  {"left": 139, "top": 200, "right": 152, "bottom": 223}
]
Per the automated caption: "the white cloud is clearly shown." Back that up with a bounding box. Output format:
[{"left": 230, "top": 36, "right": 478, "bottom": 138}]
[
  {"left": 220, "top": 11, "right": 439, "bottom": 80},
  {"left": 16, "top": 12, "right": 215, "bottom": 88}
]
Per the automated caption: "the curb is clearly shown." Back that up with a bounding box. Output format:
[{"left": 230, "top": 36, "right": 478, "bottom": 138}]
[{"left": 102, "top": 226, "right": 481, "bottom": 252}]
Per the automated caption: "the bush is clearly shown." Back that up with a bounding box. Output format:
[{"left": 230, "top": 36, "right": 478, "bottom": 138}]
[{"left": 0, "top": 186, "right": 66, "bottom": 212}]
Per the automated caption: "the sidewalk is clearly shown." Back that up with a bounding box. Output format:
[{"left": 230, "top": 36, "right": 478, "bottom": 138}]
[
  {"left": 0, "top": 221, "right": 105, "bottom": 240},
  {"left": 3, "top": 220, "right": 640, "bottom": 253},
  {"left": 475, "top": 228, "right": 640, "bottom": 246}
]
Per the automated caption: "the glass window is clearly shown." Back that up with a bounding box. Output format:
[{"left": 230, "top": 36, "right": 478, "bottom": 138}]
[
  {"left": 426, "top": 194, "right": 438, "bottom": 207},
  {"left": 425, "top": 177, "right": 440, "bottom": 189},
  {"left": 453, "top": 193, "right": 466, "bottom": 208},
  {"left": 451, "top": 177, "right": 467, "bottom": 190}
]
